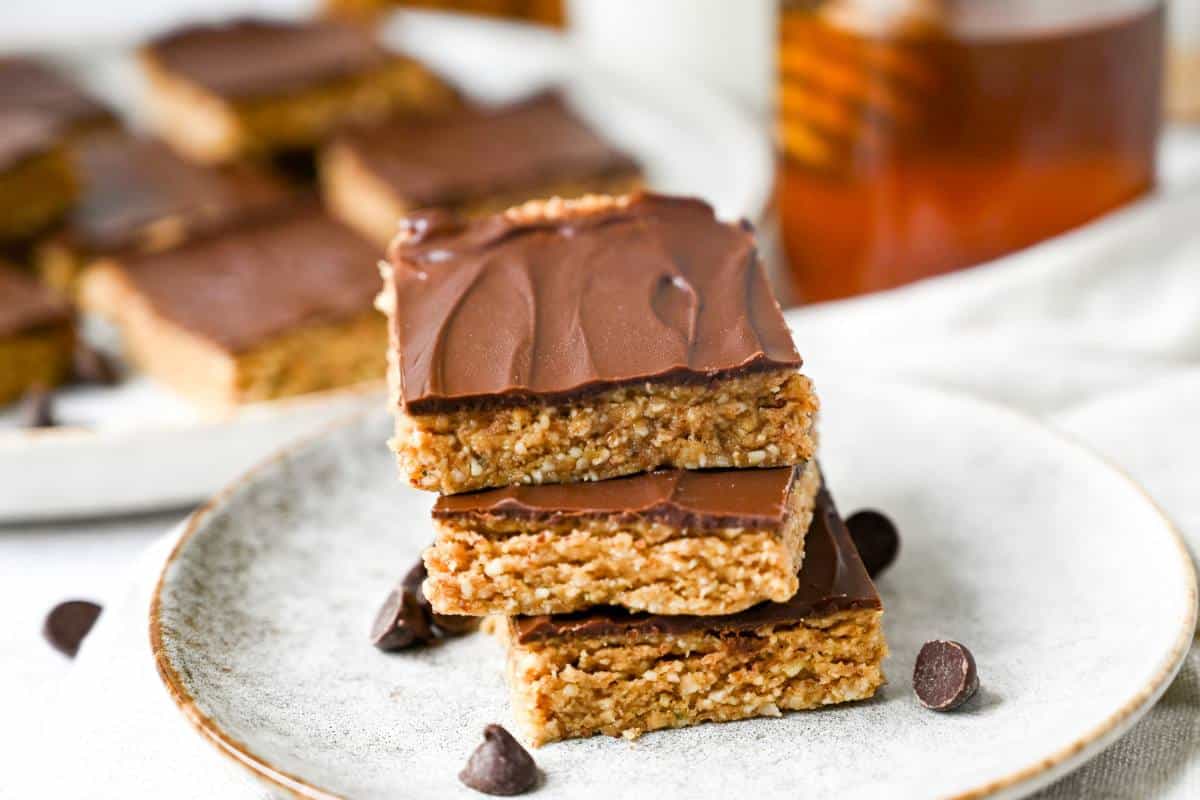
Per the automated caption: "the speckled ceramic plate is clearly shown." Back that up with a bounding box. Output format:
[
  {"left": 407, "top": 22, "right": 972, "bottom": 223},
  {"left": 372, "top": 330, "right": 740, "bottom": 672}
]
[
  {"left": 0, "top": 11, "right": 771, "bottom": 522},
  {"left": 150, "top": 376, "right": 1196, "bottom": 800}
]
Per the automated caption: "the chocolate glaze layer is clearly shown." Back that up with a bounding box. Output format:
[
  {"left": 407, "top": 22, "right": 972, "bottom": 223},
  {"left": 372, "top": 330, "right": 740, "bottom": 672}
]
[
  {"left": 61, "top": 131, "right": 293, "bottom": 254},
  {"left": 0, "top": 58, "right": 114, "bottom": 135},
  {"left": 145, "top": 19, "right": 393, "bottom": 99},
  {"left": 109, "top": 207, "right": 381, "bottom": 352},
  {"left": 0, "top": 266, "right": 72, "bottom": 336},
  {"left": 512, "top": 484, "right": 880, "bottom": 643},
  {"left": 388, "top": 193, "right": 801, "bottom": 413},
  {"left": 0, "top": 110, "right": 60, "bottom": 172},
  {"left": 338, "top": 92, "right": 639, "bottom": 208},
  {"left": 434, "top": 465, "right": 799, "bottom": 530}
]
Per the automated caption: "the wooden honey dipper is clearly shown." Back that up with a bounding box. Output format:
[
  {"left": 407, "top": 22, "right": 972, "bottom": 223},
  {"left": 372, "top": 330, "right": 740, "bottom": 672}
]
[{"left": 777, "top": 0, "right": 947, "bottom": 174}]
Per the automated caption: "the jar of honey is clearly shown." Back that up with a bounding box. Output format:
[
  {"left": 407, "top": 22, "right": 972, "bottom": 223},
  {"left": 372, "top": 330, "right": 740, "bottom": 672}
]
[{"left": 776, "top": 0, "right": 1164, "bottom": 303}]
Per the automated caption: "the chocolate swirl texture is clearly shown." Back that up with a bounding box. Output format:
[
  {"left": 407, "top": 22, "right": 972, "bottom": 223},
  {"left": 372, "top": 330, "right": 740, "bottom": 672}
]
[
  {"left": 388, "top": 193, "right": 801, "bottom": 413},
  {"left": 434, "top": 465, "right": 800, "bottom": 530},
  {"left": 512, "top": 484, "right": 880, "bottom": 643}
]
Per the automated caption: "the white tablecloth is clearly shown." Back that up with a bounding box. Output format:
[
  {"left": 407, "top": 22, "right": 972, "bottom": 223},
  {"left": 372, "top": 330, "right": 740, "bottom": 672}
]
[{"left": 6, "top": 132, "right": 1200, "bottom": 798}]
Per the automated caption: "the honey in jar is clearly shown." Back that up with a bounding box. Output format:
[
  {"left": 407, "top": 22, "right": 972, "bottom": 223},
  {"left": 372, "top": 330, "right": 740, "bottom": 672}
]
[{"left": 777, "top": 0, "right": 1164, "bottom": 303}]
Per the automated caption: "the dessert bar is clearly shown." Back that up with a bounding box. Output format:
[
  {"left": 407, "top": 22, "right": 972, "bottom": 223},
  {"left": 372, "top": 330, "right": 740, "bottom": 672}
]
[
  {"left": 79, "top": 207, "right": 385, "bottom": 408},
  {"left": 36, "top": 131, "right": 293, "bottom": 292},
  {"left": 321, "top": 92, "right": 641, "bottom": 244},
  {"left": 499, "top": 484, "right": 886, "bottom": 745},
  {"left": 380, "top": 192, "right": 818, "bottom": 494},
  {"left": 425, "top": 461, "right": 820, "bottom": 617},
  {"left": 140, "top": 19, "right": 459, "bottom": 163},
  {"left": 0, "top": 264, "right": 74, "bottom": 404}
]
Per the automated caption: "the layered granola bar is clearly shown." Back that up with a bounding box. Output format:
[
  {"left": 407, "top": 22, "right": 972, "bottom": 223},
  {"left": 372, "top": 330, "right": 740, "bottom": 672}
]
[
  {"left": 140, "top": 19, "right": 459, "bottom": 163},
  {"left": 380, "top": 192, "right": 818, "bottom": 494},
  {"left": 321, "top": 92, "right": 641, "bottom": 244},
  {"left": 499, "top": 484, "right": 886, "bottom": 745},
  {"left": 425, "top": 461, "right": 820, "bottom": 617},
  {"left": 79, "top": 207, "right": 385, "bottom": 409}
]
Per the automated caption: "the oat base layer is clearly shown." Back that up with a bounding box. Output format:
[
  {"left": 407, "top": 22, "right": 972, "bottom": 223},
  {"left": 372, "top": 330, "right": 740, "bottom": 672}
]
[
  {"left": 390, "top": 368, "right": 818, "bottom": 495},
  {"left": 0, "top": 148, "right": 75, "bottom": 241},
  {"left": 502, "top": 608, "right": 886, "bottom": 746}
]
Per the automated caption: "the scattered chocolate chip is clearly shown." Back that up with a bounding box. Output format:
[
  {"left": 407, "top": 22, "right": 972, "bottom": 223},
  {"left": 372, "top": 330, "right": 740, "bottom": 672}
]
[
  {"left": 372, "top": 560, "right": 481, "bottom": 650},
  {"left": 371, "top": 586, "right": 435, "bottom": 651},
  {"left": 459, "top": 724, "right": 539, "bottom": 796},
  {"left": 913, "top": 640, "right": 979, "bottom": 711},
  {"left": 43, "top": 600, "right": 102, "bottom": 658},
  {"left": 403, "top": 560, "right": 480, "bottom": 638},
  {"left": 846, "top": 509, "right": 900, "bottom": 578},
  {"left": 22, "top": 386, "right": 55, "bottom": 428},
  {"left": 72, "top": 341, "right": 121, "bottom": 386}
]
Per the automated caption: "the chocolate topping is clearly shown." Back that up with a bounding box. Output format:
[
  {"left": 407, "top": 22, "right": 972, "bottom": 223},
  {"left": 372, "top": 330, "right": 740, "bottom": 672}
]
[
  {"left": 339, "top": 92, "right": 639, "bottom": 208},
  {"left": 61, "top": 131, "right": 293, "bottom": 255},
  {"left": 388, "top": 193, "right": 801, "bottom": 413},
  {"left": 512, "top": 484, "right": 880, "bottom": 643},
  {"left": 434, "top": 465, "right": 799, "bottom": 530},
  {"left": 109, "top": 207, "right": 381, "bottom": 353},
  {"left": 146, "top": 19, "right": 394, "bottom": 99},
  {"left": 0, "top": 58, "right": 113, "bottom": 134},
  {"left": 0, "top": 266, "right": 72, "bottom": 336},
  {"left": 0, "top": 110, "right": 60, "bottom": 172}
]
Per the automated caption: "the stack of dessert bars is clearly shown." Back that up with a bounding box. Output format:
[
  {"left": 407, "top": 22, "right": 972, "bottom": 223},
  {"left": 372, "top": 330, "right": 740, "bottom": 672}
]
[{"left": 379, "top": 192, "right": 888, "bottom": 745}]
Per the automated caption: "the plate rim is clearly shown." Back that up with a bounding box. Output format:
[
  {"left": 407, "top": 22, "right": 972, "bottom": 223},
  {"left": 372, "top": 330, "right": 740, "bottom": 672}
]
[{"left": 148, "top": 376, "right": 1198, "bottom": 800}]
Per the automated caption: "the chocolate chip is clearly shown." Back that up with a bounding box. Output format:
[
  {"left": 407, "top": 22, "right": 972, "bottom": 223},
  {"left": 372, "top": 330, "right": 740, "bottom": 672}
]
[
  {"left": 459, "top": 724, "right": 539, "bottom": 796},
  {"left": 43, "top": 600, "right": 102, "bottom": 658},
  {"left": 846, "top": 509, "right": 899, "bottom": 578},
  {"left": 72, "top": 341, "right": 121, "bottom": 386},
  {"left": 403, "top": 560, "right": 479, "bottom": 638},
  {"left": 913, "top": 640, "right": 979, "bottom": 711},
  {"left": 22, "top": 386, "right": 55, "bottom": 428},
  {"left": 370, "top": 586, "right": 434, "bottom": 651}
]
